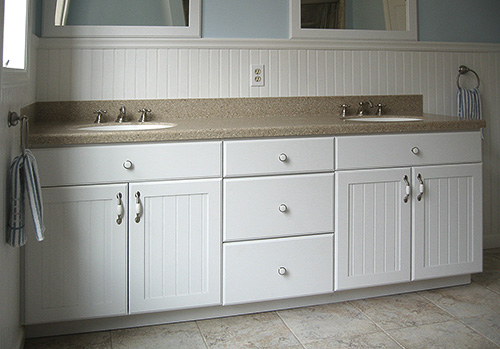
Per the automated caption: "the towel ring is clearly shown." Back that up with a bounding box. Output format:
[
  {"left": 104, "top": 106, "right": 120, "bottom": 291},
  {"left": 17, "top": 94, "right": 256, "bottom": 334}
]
[{"left": 457, "top": 65, "right": 480, "bottom": 89}]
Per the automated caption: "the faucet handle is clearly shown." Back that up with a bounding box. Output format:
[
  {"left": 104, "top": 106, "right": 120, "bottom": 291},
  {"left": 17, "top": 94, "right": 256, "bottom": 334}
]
[
  {"left": 340, "top": 104, "right": 350, "bottom": 118},
  {"left": 375, "top": 103, "right": 386, "bottom": 116},
  {"left": 93, "top": 109, "right": 107, "bottom": 124},
  {"left": 137, "top": 108, "right": 152, "bottom": 122}
]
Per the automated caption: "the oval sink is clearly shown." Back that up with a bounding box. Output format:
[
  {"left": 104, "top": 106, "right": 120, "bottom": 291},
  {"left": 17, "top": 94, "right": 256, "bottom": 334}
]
[
  {"left": 346, "top": 117, "right": 423, "bottom": 122},
  {"left": 78, "top": 123, "right": 177, "bottom": 131}
]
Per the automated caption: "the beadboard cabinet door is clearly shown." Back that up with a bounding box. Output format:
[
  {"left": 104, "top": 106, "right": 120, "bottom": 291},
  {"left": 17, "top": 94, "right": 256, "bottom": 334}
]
[
  {"left": 24, "top": 184, "right": 128, "bottom": 324},
  {"left": 335, "top": 168, "right": 411, "bottom": 291},
  {"left": 412, "top": 163, "right": 483, "bottom": 280},
  {"left": 129, "top": 179, "right": 221, "bottom": 314}
]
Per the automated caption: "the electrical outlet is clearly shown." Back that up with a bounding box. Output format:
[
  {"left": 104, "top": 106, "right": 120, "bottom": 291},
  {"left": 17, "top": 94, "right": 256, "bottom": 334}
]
[{"left": 251, "top": 64, "right": 265, "bottom": 87}]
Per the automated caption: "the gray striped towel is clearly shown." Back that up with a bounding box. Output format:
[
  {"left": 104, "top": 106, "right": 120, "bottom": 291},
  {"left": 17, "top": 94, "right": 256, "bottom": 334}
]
[
  {"left": 457, "top": 87, "right": 483, "bottom": 137},
  {"left": 7, "top": 149, "right": 45, "bottom": 247}
]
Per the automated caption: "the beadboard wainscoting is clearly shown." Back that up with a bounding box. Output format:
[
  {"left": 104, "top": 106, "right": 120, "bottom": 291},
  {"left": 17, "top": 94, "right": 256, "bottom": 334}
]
[{"left": 35, "top": 39, "right": 500, "bottom": 248}]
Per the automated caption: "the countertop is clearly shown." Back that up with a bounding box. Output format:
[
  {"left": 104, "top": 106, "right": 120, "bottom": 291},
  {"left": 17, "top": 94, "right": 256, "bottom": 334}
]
[{"left": 29, "top": 113, "right": 486, "bottom": 147}]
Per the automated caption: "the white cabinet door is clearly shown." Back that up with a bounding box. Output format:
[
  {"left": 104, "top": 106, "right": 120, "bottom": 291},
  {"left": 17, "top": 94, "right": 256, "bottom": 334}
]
[
  {"left": 24, "top": 184, "right": 128, "bottom": 324},
  {"left": 335, "top": 168, "right": 411, "bottom": 291},
  {"left": 412, "top": 163, "right": 482, "bottom": 280},
  {"left": 129, "top": 179, "right": 221, "bottom": 314}
]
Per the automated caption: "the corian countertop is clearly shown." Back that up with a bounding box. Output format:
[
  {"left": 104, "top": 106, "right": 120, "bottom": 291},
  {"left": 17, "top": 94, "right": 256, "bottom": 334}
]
[{"left": 29, "top": 113, "right": 486, "bottom": 147}]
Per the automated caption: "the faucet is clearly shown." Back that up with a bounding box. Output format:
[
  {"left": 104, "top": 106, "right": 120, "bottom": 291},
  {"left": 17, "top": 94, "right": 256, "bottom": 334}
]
[
  {"left": 93, "top": 109, "right": 107, "bottom": 124},
  {"left": 116, "top": 105, "right": 126, "bottom": 123},
  {"left": 138, "top": 108, "right": 151, "bottom": 123},
  {"left": 356, "top": 101, "right": 374, "bottom": 116}
]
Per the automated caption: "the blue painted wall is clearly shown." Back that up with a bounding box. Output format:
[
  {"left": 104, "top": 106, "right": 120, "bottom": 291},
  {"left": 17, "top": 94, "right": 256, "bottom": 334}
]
[{"left": 36, "top": 0, "right": 500, "bottom": 43}]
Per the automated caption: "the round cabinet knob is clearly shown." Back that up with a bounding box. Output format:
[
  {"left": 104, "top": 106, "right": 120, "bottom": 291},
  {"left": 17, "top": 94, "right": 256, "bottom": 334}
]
[
  {"left": 278, "top": 267, "right": 287, "bottom": 275},
  {"left": 278, "top": 153, "right": 288, "bottom": 162},
  {"left": 411, "top": 147, "right": 420, "bottom": 155},
  {"left": 279, "top": 204, "right": 288, "bottom": 213},
  {"left": 123, "top": 160, "right": 133, "bottom": 169}
]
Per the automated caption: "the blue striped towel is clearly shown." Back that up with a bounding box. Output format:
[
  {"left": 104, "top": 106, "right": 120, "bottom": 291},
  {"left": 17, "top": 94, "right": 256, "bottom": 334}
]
[
  {"left": 457, "top": 87, "right": 483, "bottom": 137},
  {"left": 7, "top": 149, "right": 45, "bottom": 247}
]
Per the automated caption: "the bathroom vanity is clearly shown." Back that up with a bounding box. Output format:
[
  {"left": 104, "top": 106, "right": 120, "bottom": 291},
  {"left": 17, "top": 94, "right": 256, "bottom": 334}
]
[{"left": 22, "top": 96, "right": 485, "bottom": 337}]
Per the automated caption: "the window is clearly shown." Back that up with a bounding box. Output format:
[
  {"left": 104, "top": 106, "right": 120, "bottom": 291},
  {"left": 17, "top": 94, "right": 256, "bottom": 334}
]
[{"left": 3, "top": 0, "right": 28, "bottom": 70}]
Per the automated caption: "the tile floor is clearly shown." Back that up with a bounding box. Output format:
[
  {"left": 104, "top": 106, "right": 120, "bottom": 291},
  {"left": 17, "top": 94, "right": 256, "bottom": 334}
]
[{"left": 25, "top": 248, "right": 500, "bottom": 348}]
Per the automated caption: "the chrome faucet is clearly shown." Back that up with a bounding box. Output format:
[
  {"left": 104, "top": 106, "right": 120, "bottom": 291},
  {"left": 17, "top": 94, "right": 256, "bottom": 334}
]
[
  {"left": 138, "top": 108, "right": 151, "bottom": 122},
  {"left": 116, "top": 105, "right": 126, "bottom": 123},
  {"left": 356, "top": 101, "right": 374, "bottom": 116},
  {"left": 93, "top": 109, "right": 107, "bottom": 123}
]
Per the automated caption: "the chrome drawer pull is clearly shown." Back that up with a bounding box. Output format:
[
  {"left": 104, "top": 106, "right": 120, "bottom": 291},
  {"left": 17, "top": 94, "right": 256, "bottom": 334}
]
[
  {"left": 278, "top": 267, "right": 287, "bottom": 275},
  {"left": 279, "top": 204, "right": 288, "bottom": 213},
  {"left": 403, "top": 175, "right": 411, "bottom": 203},
  {"left": 278, "top": 153, "right": 288, "bottom": 162}
]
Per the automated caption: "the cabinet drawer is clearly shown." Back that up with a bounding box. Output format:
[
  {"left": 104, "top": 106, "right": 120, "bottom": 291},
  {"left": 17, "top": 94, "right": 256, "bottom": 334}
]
[
  {"left": 223, "top": 173, "right": 334, "bottom": 241},
  {"left": 223, "top": 137, "right": 334, "bottom": 177},
  {"left": 335, "top": 131, "right": 481, "bottom": 170},
  {"left": 223, "top": 234, "right": 333, "bottom": 305},
  {"left": 33, "top": 141, "right": 222, "bottom": 186}
]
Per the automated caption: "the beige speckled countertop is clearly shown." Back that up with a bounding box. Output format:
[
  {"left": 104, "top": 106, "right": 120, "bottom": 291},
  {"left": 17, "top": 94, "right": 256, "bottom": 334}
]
[
  {"left": 28, "top": 113, "right": 485, "bottom": 147},
  {"left": 24, "top": 96, "right": 485, "bottom": 147}
]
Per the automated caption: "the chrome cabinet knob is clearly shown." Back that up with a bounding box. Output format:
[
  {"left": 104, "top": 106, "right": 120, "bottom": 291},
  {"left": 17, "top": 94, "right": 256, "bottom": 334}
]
[
  {"left": 123, "top": 160, "right": 133, "bottom": 169},
  {"left": 279, "top": 153, "right": 288, "bottom": 162},
  {"left": 279, "top": 204, "right": 288, "bottom": 212},
  {"left": 278, "top": 267, "right": 287, "bottom": 275},
  {"left": 411, "top": 147, "right": 420, "bottom": 155}
]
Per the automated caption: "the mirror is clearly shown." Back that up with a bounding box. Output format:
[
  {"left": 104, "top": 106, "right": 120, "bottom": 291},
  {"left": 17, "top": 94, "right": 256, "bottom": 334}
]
[
  {"left": 42, "top": 0, "right": 201, "bottom": 37},
  {"left": 290, "top": 0, "right": 417, "bottom": 40}
]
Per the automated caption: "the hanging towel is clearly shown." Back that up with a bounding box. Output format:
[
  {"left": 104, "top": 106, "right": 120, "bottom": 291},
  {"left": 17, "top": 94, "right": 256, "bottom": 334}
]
[
  {"left": 457, "top": 87, "right": 483, "bottom": 137},
  {"left": 7, "top": 150, "right": 45, "bottom": 247}
]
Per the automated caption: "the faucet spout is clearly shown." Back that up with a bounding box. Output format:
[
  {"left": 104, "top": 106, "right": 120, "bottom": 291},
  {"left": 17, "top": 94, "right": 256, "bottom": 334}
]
[
  {"left": 356, "top": 101, "right": 374, "bottom": 116},
  {"left": 116, "top": 105, "right": 126, "bottom": 123}
]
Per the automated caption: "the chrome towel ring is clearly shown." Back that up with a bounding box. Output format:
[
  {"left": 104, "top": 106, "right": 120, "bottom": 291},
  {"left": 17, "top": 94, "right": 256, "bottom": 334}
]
[{"left": 457, "top": 65, "right": 480, "bottom": 89}]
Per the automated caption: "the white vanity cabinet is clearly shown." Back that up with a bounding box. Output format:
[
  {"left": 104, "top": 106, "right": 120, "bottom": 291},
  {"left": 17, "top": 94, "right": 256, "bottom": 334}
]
[
  {"left": 24, "top": 141, "right": 222, "bottom": 324},
  {"left": 335, "top": 132, "right": 483, "bottom": 291},
  {"left": 222, "top": 137, "right": 335, "bottom": 304}
]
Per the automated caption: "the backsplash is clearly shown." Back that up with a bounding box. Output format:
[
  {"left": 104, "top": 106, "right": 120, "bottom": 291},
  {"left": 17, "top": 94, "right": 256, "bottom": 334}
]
[{"left": 29, "top": 95, "right": 423, "bottom": 123}]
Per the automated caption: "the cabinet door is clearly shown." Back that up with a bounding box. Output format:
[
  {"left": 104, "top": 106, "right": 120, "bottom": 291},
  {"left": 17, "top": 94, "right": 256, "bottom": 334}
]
[
  {"left": 335, "top": 168, "right": 411, "bottom": 291},
  {"left": 129, "top": 179, "right": 221, "bottom": 314},
  {"left": 24, "top": 184, "right": 128, "bottom": 324},
  {"left": 412, "top": 163, "right": 482, "bottom": 280}
]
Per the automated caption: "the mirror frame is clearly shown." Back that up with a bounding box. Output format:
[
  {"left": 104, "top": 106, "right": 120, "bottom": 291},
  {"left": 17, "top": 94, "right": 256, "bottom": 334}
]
[
  {"left": 290, "top": 0, "right": 417, "bottom": 41},
  {"left": 42, "top": 0, "right": 201, "bottom": 38}
]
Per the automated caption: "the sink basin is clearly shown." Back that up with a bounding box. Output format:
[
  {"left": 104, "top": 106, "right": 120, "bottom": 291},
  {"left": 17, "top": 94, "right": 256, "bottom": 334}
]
[
  {"left": 345, "top": 117, "right": 423, "bottom": 122},
  {"left": 78, "top": 123, "right": 177, "bottom": 131}
]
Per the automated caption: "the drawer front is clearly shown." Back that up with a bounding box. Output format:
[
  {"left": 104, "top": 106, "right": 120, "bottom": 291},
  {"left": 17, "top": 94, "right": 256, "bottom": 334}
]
[
  {"left": 224, "top": 137, "right": 334, "bottom": 177},
  {"left": 223, "top": 234, "right": 334, "bottom": 305},
  {"left": 223, "top": 173, "right": 334, "bottom": 241},
  {"left": 33, "top": 141, "right": 222, "bottom": 186},
  {"left": 335, "top": 131, "right": 482, "bottom": 170}
]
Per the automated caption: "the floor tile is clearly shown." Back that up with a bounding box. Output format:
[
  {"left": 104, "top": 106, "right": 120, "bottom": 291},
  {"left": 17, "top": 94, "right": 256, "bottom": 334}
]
[
  {"left": 462, "top": 313, "right": 500, "bottom": 346},
  {"left": 277, "top": 302, "right": 380, "bottom": 345},
  {"left": 419, "top": 282, "right": 500, "bottom": 318},
  {"left": 387, "top": 320, "right": 497, "bottom": 349},
  {"left": 111, "top": 321, "right": 206, "bottom": 349},
  {"left": 303, "top": 331, "right": 401, "bottom": 349},
  {"left": 197, "top": 312, "right": 302, "bottom": 348},
  {"left": 472, "top": 271, "right": 500, "bottom": 294},
  {"left": 351, "top": 293, "right": 453, "bottom": 330},
  {"left": 24, "top": 331, "right": 112, "bottom": 349}
]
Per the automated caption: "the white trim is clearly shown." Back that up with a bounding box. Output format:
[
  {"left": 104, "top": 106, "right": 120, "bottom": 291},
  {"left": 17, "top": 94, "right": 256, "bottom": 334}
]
[
  {"left": 37, "top": 37, "right": 500, "bottom": 53},
  {"left": 289, "top": 0, "right": 417, "bottom": 41},
  {"left": 42, "top": 0, "right": 201, "bottom": 38}
]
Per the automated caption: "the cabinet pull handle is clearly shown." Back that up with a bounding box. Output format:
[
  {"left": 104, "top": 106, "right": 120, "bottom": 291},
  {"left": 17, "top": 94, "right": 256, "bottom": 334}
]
[
  {"left": 403, "top": 175, "right": 411, "bottom": 203},
  {"left": 417, "top": 174, "right": 424, "bottom": 201},
  {"left": 278, "top": 153, "right": 288, "bottom": 162},
  {"left": 135, "top": 191, "right": 142, "bottom": 223},
  {"left": 278, "top": 267, "right": 287, "bottom": 275},
  {"left": 116, "top": 193, "right": 124, "bottom": 225},
  {"left": 279, "top": 204, "right": 288, "bottom": 212}
]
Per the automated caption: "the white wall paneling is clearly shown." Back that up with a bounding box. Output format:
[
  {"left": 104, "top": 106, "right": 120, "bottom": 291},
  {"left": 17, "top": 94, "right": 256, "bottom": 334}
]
[{"left": 35, "top": 39, "right": 500, "bottom": 247}]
